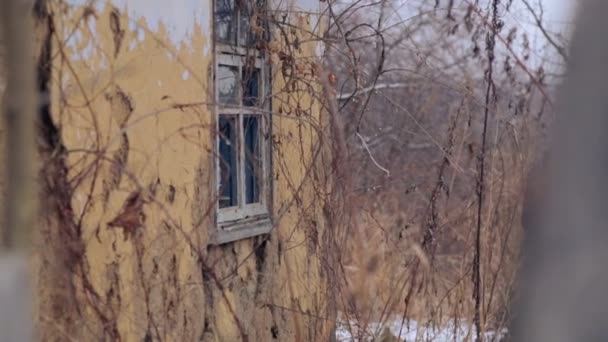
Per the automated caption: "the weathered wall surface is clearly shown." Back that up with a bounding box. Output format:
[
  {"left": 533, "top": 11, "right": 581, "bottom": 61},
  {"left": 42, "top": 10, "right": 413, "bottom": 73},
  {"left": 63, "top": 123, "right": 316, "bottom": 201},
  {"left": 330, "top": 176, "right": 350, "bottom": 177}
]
[{"left": 33, "top": 0, "right": 332, "bottom": 341}]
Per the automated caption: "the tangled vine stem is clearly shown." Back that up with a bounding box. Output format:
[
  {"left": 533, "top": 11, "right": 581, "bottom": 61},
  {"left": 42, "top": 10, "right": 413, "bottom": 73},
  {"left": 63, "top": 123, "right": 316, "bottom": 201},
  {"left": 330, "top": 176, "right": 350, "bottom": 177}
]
[{"left": 474, "top": 0, "right": 499, "bottom": 340}]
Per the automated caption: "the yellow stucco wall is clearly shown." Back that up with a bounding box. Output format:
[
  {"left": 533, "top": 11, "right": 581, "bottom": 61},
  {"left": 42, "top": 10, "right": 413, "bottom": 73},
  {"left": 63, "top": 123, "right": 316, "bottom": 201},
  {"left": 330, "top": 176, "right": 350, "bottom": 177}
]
[{"left": 34, "top": 0, "right": 332, "bottom": 340}]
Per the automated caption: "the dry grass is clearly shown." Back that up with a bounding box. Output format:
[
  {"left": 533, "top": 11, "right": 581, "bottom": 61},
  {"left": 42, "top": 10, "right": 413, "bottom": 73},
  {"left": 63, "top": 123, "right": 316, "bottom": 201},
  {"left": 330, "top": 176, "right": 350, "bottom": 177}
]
[{"left": 326, "top": 3, "right": 558, "bottom": 337}]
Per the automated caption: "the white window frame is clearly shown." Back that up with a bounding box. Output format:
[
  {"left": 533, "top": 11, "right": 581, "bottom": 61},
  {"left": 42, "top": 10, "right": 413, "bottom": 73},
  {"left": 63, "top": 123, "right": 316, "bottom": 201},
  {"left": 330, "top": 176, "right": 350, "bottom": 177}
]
[{"left": 212, "top": 0, "right": 272, "bottom": 244}]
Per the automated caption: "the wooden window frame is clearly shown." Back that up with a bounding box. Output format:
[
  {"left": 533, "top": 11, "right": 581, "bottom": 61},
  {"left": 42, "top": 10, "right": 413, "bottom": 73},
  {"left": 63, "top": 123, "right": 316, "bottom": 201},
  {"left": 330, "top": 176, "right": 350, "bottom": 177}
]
[{"left": 212, "top": 0, "right": 272, "bottom": 244}]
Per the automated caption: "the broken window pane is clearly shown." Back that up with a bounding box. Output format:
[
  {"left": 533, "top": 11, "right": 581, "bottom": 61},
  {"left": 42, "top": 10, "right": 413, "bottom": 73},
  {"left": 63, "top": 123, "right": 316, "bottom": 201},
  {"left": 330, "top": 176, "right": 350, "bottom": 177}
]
[
  {"left": 219, "top": 116, "right": 239, "bottom": 208},
  {"left": 243, "top": 115, "right": 261, "bottom": 204},
  {"left": 215, "top": 0, "right": 237, "bottom": 44},
  {"left": 242, "top": 67, "right": 260, "bottom": 107},
  {"left": 218, "top": 65, "right": 239, "bottom": 105}
]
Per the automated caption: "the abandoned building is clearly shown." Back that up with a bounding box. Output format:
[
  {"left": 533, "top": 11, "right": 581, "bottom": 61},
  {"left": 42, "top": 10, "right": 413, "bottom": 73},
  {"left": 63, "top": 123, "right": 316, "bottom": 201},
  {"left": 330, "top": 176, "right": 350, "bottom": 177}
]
[{"left": 16, "top": 0, "right": 336, "bottom": 340}]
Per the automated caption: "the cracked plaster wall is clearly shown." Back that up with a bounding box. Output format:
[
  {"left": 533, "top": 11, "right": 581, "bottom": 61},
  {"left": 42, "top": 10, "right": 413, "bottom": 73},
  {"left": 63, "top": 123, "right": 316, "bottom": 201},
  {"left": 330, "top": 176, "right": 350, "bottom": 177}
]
[{"left": 29, "top": 0, "right": 332, "bottom": 341}]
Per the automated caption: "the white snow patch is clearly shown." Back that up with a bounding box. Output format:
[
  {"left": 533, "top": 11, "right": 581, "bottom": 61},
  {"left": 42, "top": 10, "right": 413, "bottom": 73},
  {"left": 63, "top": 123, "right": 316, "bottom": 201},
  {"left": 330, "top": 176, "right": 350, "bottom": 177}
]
[{"left": 335, "top": 318, "right": 507, "bottom": 342}]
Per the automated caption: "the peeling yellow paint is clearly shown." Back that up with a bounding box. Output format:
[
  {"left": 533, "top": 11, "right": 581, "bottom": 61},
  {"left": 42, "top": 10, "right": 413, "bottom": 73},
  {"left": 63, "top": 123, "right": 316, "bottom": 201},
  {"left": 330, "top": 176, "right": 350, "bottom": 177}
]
[{"left": 32, "top": 0, "right": 332, "bottom": 340}]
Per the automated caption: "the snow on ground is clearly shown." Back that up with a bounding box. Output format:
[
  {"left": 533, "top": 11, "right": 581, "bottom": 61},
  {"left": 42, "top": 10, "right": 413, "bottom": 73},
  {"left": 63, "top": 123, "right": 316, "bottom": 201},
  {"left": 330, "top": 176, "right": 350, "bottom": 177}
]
[{"left": 335, "top": 318, "right": 507, "bottom": 341}]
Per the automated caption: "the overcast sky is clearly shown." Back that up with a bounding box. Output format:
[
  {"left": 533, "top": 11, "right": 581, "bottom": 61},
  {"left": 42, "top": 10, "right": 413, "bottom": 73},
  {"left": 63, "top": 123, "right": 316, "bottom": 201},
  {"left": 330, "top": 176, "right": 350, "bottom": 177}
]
[
  {"left": 509, "top": 0, "right": 576, "bottom": 68},
  {"left": 68, "top": 0, "right": 579, "bottom": 60},
  {"left": 542, "top": 0, "right": 576, "bottom": 23},
  {"left": 526, "top": 0, "right": 577, "bottom": 35}
]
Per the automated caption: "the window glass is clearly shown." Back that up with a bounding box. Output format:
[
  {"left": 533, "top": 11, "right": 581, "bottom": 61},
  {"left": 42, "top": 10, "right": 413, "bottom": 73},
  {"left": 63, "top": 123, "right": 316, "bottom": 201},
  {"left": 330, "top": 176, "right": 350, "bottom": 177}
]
[
  {"left": 215, "top": 0, "right": 268, "bottom": 217},
  {"left": 238, "top": 1, "right": 252, "bottom": 47},
  {"left": 219, "top": 116, "right": 239, "bottom": 208},
  {"left": 243, "top": 115, "right": 261, "bottom": 204},
  {"left": 218, "top": 65, "right": 239, "bottom": 105},
  {"left": 215, "top": 0, "right": 237, "bottom": 44},
  {"left": 242, "top": 67, "right": 260, "bottom": 107}
]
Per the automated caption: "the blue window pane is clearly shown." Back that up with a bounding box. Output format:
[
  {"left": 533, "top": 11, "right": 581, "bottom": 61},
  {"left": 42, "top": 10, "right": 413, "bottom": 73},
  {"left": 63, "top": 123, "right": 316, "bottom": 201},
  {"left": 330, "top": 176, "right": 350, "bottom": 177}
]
[
  {"left": 219, "top": 116, "right": 238, "bottom": 208},
  {"left": 242, "top": 67, "right": 260, "bottom": 107},
  {"left": 243, "top": 116, "right": 261, "bottom": 204}
]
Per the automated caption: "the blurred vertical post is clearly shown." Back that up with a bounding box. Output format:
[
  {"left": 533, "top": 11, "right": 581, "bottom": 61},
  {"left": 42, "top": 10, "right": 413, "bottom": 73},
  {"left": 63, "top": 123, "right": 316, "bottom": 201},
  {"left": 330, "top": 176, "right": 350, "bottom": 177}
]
[
  {"left": 0, "top": 0, "right": 38, "bottom": 340},
  {"left": 513, "top": 1, "right": 608, "bottom": 341}
]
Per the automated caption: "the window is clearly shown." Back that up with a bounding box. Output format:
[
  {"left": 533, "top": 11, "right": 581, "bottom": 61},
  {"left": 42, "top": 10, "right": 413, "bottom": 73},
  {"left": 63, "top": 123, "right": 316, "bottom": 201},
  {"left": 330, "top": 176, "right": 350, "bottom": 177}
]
[{"left": 213, "top": 0, "right": 271, "bottom": 243}]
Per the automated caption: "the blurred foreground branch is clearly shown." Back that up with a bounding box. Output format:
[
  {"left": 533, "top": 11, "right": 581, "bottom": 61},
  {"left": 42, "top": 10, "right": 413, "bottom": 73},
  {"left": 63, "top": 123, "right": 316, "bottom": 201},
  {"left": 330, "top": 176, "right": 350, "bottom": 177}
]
[
  {"left": 0, "top": 0, "right": 39, "bottom": 340},
  {"left": 2, "top": 0, "right": 38, "bottom": 250},
  {"left": 513, "top": 1, "right": 608, "bottom": 341}
]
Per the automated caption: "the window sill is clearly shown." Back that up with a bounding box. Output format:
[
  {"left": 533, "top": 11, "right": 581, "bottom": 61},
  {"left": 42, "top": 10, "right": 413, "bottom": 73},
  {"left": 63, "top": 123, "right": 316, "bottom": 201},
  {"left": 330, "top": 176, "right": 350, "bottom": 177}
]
[
  {"left": 211, "top": 216, "right": 272, "bottom": 245},
  {"left": 216, "top": 43, "right": 263, "bottom": 57}
]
